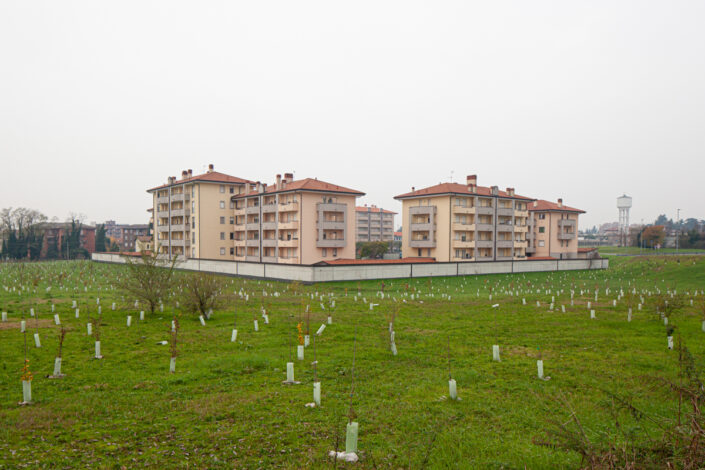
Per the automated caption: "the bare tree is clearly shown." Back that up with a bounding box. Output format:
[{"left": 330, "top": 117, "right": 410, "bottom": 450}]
[
  {"left": 179, "top": 272, "right": 231, "bottom": 318},
  {"left": 117, "top": 249, "right": 178, "bottom": 315}
]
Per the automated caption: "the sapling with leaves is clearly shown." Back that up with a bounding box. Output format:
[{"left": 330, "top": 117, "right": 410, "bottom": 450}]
[{"left": 50, "top": 327, "right": 67, "bottom": 378}]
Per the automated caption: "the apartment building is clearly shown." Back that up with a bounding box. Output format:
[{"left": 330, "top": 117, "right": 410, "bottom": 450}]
[
  {"left": 527, "top": 199, "right": 584, "bottom": 259},
  {"left": 148, "top": 165, "right": 255, "bottom": 259},
  {"left": 231, "top": 173, "right": 364, "bottom": 264},
  {"left": 104, "top": 221, "right": 150, "bottom": 252},
  {"left": 355, "top": 205, "right": 396, "bottom": 242},
  {"left": 394, "top": 175, "right": 533, "bottom": 262}
]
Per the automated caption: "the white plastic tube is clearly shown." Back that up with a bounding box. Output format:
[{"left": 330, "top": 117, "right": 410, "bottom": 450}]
[
  {"left": 391, "top": 342, "right": 397, "bottom": 356},
  {"left": 628, "top": 308, "right": 632, "bottom": 322},
  {"left": 231, "top": 329, "right": 238, "bottom": 342},
  {"left": 75, "top": 309, "right": 80, "bottom": 318},
  {"left": 316, "top": 324, "right": 326, "bottom": 336},
  {"left": 667, "top": 336, "right": 674, "bottom": 350},
  {"left": 34, "top": 333, "right": 41, "bottom": 348},
  {"left": 702, "top": 320, "right": 705, "bottom": 333},
  {"left": 286, "top": 362, "right": 294, "bottom": 382},
  {"left": 664, "top": 317, "right": 668, "bottom": 326},
  {"left": 95, "top": 341, "right": 102, "bottom": 358},
  {"left": 169, "top": 357, "right": 176, "bottom": 373},
  {"left": 304, "top": 335, "right": 310, "bottom": 347},
  {"left": 345, "top": 422, "right": 359, "bottom": 454},
  {"left": 20, "top": 320, "right": 26, "bottom": 332},
  {"left": 492, "top": 345, "right": 500, "bottom": 362},
  {"left": 1, "top": 311, "right": 6, "bottom": 322},
  {"left": 590, "top": 310, "right": 596, "bottom": 319},
  {"left": 537, "top": 360, "right": 544, "bottom": 379},
  {"left": 53, "top": 357, "right": 62, "bottom": 376},
  {"left": 22, "top": 380, "right": 32, "bottom": 403},
  {"left": 199, "top": 315, "right": 206, "bottom": 326},
  {"left": 297, "top": 345, "right": 304, "bottom": 360},
  {"left": 327, "top": 316, "right": 332, "bottom": 325},
  {"left": 127, "top": 316, "right": 132, "bottom": 327},
  {"left": 254, "top": 320, "right": 259, "bottom": 331},
  {"left": 313, "top": 381, "right": 321, "bottom": 406},
  {"left": 87, "top": 323, "right": 92, "bottom": 336},
  {"left": 449, "top": 379, "right": 457, "bottom": 400},
  {"left": 140, "top": 311, "right": 145, "bottom": 320}
]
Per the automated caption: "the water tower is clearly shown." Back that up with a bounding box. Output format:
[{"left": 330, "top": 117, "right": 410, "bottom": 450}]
[{"left": 617, "top": 195, "right": 632, "bottom": 247}]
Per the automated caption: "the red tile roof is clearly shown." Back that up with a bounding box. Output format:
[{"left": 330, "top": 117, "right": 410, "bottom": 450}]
[
  {"left": 234, "top": 178, "right": 364, "bottom": 198},
  {"left": 315, "top": 257, "right": 435, "bottom": 265},
  {"left": 393, "top": 231, "right": 402, "bottom": 237},
  {"left": 394, "top": 182, "right": 534, "bottom": 200},
  {"left": 578, "top": 247, "right": 597, "bottom": 253},
  {"left": 529, "top": 199, "right": 585, "bottom": 213},
  {"left": 356, "top": 206, "right": 397, "bottom": 214},
  {"left": 148, "top": 171, "right": 254, "bottom": 191}
]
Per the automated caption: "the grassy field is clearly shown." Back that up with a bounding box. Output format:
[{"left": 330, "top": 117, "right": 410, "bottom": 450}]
[
  {"left": 1, "top": 257, "right": 704, "bottom": 468},
  {"left": 597, "top": 246, "right": 705, "bottom": 255}
]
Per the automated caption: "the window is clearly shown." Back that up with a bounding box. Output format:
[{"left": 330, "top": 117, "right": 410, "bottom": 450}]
[
  {"left": 220, "top": 185, "right": 225, "bottom": 193},
  {"left": 230, "top": 247, "right": 234, "bottom": 255},
  {"left": 220, "top": 247, "right": 225, "bottom": 255},
  {"left": 229, "top": 217, "right": 234, "bottom": 224},
  {"left": 220, "top": 217, "right": 225, "bottom": 224},
  {"left": 418, "top": 249, "right": 422, "bottom": 256},
  {"left": 220, "top": 201, "right": 225, "bottom": 209},
  {"left": 230, "top": 232, "right": 234, "bottom": 240},
  {"left": 191, "top": 248, "right": 195, "bottom": 257},
  {"left": 229, "top": 186, "right": 234, "bottom": 194},
  {"left": 322, "top": 248, "right": 327, "bottom": 257},
  {"left": 539, "top": 227, "right": 545, "bottom": 233},
  {"left": 538, "top": 214, "right": 546, "bottom": 220},
  {"left": 538, "top": 240, "right": 545, "bottom": 247},
  {"left": 229, "top": 201, "right": 235, "bottom": 209},
  {"left": 192, "top": 234, "right": 195, "bottom": 243},
  {"left": 333, "top": 249, "right": 337, "bottom": 257},
  {"left": 220, "top": 232, "right": 225, "bottom": 240},
  {"left": 192, "top": 202, "right": 195, "bottom": 211}
]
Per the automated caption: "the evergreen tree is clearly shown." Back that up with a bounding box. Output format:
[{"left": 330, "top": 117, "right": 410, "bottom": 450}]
[
  {"left": 95, "top": 224, "right": 107, "bottom": 252},
  {"left": 46, "top": 235, "right": 60, "bottom": 259}
]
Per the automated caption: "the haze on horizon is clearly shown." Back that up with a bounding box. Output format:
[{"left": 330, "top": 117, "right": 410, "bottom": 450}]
[{"left": 1, "top": 1, "right": 703, "bottom": 230}]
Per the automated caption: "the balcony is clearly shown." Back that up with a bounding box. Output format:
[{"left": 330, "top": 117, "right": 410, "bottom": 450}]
[
  {"left": 317, "top": 238, "right": 345, "bottom": 248},
  {"left": 452, "top": 205, "right": 476, "bottom": 215},
  {"left": 279, "top": 201, "right": 299, "bottom": 212},
  {"left": 496, "top": 256, "right": 513, "bottom": 261},
  {"left": 558, "top": 231, "right": 576, "bottom": 240},
  {"left": 278, "top": 256, "right": 300, "bottom": 264},
  {"left": 262, "top": 256, "right": 278, "bottom": 263},
  {"left": 558, "top": 219, "right": 576, "bottom": 229},
  {"left": 262, "top": 239, "right": 277, "bottom": 247},
  {"left": 452, "top": 240, "right": 475, "bottom": 249},
  {"left": 170, "top": 193, "right": 190, "bottom": 203},
  {"left": 496, "top": 240, "right": 514, "bottom": 248},
  {"left": 278, "top": 238, "right": 299, "bottom": 248},
  {"left": 246, "top": 255, "right": 260, "bottom": 262},
  {"left": 476, "top": 206, "right": 493, "bottom": 215},
  {"left": 262, "top": 203, "right": 277, "bottom": 213},
  {"left": 317, "top": 202, "right": 346, "bottom": 213},
  {"left": 170, "top": 239, "right": 191, "bottom": 247},
  {"left": 497, "top": 207, "right": 514, "bottom": 217},
  {"left": 476, "top": 255, "right": 493, "bottom": 261},
  {"left": 170, "top": 208, "right": 190, "bottom": 217},
  {"left": 497, "top": 224, "right": 513, "bottom": 232},
  {"left": 246, "top": 206, "right": 260, "bottom": 215},
  {"left": 514, "top": 210, "right": 528, "bottom": 218},
  {"left": 262, "top": 221, "right": 277, "bottom": 230},
  {"left": 169, "top": 224, "right": 187, "bottom": 231},
  {"left": 233, "top": 207, "right": 246, "bottom": 216},
  {"left": 514, "top": 240, "right": 528, "bottom": 248},
  {"left": 409, "top": 239, "right": 435, "bottom": 248},
  {"left": 514, "top": 225, "right": 528, "bottom": 233},
  {"left": 476, "top": 240, "right": 493, "bottom": 248},
  {"left": 278, "top": 221, "right": 299, "bottom": 230},
  {"left": 526, "top": 245, "right": 536, "bottom": 253},
  {"left": 246, "top": 223, "right": 260, "bottom": 231},
  {"left": 233, "top": 239, "right": 246, "bottom": 247},
  {"left": 318, "top": 220, "right": 346, "bottom": 230},
  {"left": 476, "top": 223, "right": 494, "bottom": 232},
  {"left": 156, "top": 196, "right": 170, "bottom": 205},
  {"left": 410, "top": 222, "right": 435, "bottom": 231},
  {"left": 409, "top": 206, "right": 436, "bottom": 216},
  {"left": 452, "top": 223, "right": 475, "bottom": 232},
  {"left": 246, "top": 239, "right": 260, "bottom": 247}
]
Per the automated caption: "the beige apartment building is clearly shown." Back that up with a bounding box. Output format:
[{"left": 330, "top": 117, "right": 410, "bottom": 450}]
[
  {"left": 356, "top": 205, "right": 396, "bottom": 242},
  {"left": 527, "top": 199, "right": 584, "bottom": 259},
  {"left": 394, "top": 175, "right": 533, "bottom": 262},
  {"left": 232, "top": 173, "right": 364, "bottom": 264},
  {"left": 148, "top": 165, "right": 255, "bottom": 259}
]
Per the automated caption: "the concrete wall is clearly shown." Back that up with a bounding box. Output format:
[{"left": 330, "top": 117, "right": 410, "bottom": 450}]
[{"left": 93, "top": 253, "right": 608, "bottom": 283}]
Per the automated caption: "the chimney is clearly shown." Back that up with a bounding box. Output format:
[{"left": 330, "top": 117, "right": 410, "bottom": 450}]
[
  {"left": 466, "top": 174, "right": 477, "bottom": 187},
  {"left": 257, "top": 182, "right": 264, "bottom": 194},
  {"left": 188, "top": 169, "right": 193, "bottom": 177},
  {"left": 284, "top": 172, "right": 294, "bottom": 183},
  {"left": 533, "top": 200, "right": 538, "bottom": 208},
  {"left": 491, "top": 185, "right": 498, "bottom": 196},
  {"left": 411, "top": 186, "right": 415, "bottom": 192},
  {"left": 506, "top": 187, "right": 515, "bottom": 197},
  {"left": 281, "top": 180, "right": 286, "bottom": 190},
  {"left": 276, "top": 174, "right": 282, "bottom": 190},
  {"left": 207, "top": 163, "right": 214, "bottom": 173},
  {"left": 181, "top": 170, "right": 188, "bottom": 180},
  {"left": 557, "top": 198, "right": 563, "bottom": 208}
]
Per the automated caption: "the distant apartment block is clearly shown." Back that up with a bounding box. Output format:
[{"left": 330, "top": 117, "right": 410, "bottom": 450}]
[
  {"left": 355, "top": 205, "right": 396, "bottom": 242},
  {"left": 104, "top": 221, "right": 150, "bottom": 252},
  {"left": 40, "top": 223, "right": 96, "bottom": 258},
  {"left": 527, "top": 199, "right": 584, "bottom": 259},
  {"left": 394, "top": 175, "right": 533, "bottom": 262},
  {"left": 148, "top": 168, "right": 364, "bottom": 264},
  {"left": 148, "top": 165, "right": 254, "bottom": 259},
  {"left": 232, "top": 173, "right": 364, "bottom": 264}
]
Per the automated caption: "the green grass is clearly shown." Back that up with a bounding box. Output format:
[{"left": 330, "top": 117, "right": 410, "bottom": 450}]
[
  {"left": 1, "top": 257, "right": 704, "bottom": 468},
  {"left": 597, "top": 245, "right": 705, "bottom": 255}
]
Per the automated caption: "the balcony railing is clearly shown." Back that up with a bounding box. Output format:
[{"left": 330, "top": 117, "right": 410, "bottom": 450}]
[
  {"left": 475, "top": 240, "right": 493, "bottom": 248},
  {"left": 476, "top": 206, "right": 493, "bottom": 215},
  {"left": 452, "top": 240, "right": 475, "bottom": 249},
  {"left": 317, "top": 239, "right": 345, "bottom": 248},
  {"left": 409, "top": 239, "right": 435, "bottom": 248}
]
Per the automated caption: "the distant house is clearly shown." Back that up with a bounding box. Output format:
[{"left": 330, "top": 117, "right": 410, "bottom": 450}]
[
  {"left": 104, "top": 221, "right": 150, "bottom": 252},
  {"left": 40, "top": 222, "right": 96, "bottom": 258},
  {"left": 135, "top": 235, "right": 153, "bottom": 253}
]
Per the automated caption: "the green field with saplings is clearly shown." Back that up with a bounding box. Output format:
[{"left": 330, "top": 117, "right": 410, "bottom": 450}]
[{"left": 1, "top": 256, "right": 704, "bottom": 469}]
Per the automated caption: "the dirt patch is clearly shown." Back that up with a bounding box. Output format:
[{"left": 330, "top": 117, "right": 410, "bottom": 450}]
[{"left": 0, "top": 319, "right": 55, "bottom": 330}]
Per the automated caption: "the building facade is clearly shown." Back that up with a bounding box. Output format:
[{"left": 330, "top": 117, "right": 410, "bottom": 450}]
[
  {"left": 231, "top": 173, "right": 364, "bottom": 264},
  {"left": 394, "top": 175, "right": 533, "bottom": 262},
  {"left": 40, "top": 223, "right": 96, "bottom": 258},
  {"left": 355, "top": 205, "right": 396, "bottom": 242},
  {"left": 104, "top": 221, "right": 150, "bottom": 252},
  {"left": 527, "top": 199, "right": 584, "bottom": 259},
  {"left": 148, "top": 165, "right": 255, "bottom": 259}
]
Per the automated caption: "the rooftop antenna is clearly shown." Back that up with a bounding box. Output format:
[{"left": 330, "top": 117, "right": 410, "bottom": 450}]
[{"left": 450, "top": 170, "right": 454, "bottom": 183}]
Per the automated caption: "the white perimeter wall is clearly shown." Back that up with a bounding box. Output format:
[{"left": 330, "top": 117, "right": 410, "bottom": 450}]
[{"left": 92, "top": 253, "right": 608, "bottom": 283}]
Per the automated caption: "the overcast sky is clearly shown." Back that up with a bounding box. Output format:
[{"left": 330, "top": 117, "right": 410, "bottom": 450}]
[{"left": 1, "top": 1, "right": 703, "bottom": 229}]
